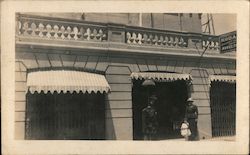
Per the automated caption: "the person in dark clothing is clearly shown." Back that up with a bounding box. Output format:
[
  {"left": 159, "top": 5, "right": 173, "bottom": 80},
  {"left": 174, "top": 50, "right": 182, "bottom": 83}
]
[
  {"left": 185, "top": 97, "right": 199, "bottom": 141},
  {"left": 142, "top": 95, "right": 158, "bottom": 140}
]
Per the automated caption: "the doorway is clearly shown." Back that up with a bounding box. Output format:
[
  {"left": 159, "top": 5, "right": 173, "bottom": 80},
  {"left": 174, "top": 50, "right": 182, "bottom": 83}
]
[{"left": 132, "top": 79, "right": 188, "bottom": 140}]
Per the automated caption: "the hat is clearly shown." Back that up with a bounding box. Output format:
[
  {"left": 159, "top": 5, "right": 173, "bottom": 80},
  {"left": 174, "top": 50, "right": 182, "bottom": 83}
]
[
  {"left": 187, "top": 97, "right": 194, "bottom": 102},
  {"left": 142, "top": 79, "right": 155, "bottom": 86},
  {"left": 149, "top": 95, "right": 157, "bottom": 100}
]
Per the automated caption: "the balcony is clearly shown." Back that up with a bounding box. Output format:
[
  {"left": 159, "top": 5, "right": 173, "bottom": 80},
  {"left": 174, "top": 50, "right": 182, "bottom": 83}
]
[{"left": 16, "top": 14, "right": 235, "bottom": 59}]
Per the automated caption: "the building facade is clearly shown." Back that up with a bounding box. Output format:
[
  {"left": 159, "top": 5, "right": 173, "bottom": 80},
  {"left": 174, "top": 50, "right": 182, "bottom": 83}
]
[{"left": 15, "top": 13, "right": 236, "bottom": 140}]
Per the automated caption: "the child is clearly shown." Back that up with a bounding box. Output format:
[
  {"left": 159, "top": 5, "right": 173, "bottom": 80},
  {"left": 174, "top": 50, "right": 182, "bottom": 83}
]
[{"left": 180, "top": 120, "right": 191, "bottom": 140}]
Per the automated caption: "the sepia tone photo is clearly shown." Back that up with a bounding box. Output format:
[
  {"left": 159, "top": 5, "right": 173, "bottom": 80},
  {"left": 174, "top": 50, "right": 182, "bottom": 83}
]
[{"left": 15, "top": 13, "right": 236, "bottom": 141}]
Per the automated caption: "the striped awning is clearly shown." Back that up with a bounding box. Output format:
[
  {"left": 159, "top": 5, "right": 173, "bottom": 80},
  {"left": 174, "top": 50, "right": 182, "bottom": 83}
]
[
  {"left": 210, "top": 75, "right": 236, "bottom": 83},
  {"left": 27, "top": 70, "right": 111, "bottom": 94},
  {"left": 130, "top": 72, "right": 192, "bottom": 81}
]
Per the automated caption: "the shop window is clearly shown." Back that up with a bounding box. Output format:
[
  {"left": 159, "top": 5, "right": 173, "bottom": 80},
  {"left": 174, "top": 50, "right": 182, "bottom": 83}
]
[
  {"left": 210, "top": 81, "right": 236, "bottom": 137},
  {"left": 25, "top": 91, "right": 105, "bottom": 140}
]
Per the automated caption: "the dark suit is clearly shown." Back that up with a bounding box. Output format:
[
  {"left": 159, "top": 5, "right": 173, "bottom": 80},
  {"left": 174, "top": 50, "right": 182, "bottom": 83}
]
[
  {"left": 142, "top": 106, "right": 158, "bottom": 140},
  {"left": 185, "top": 103, "right": 199, "bottom": 140}
]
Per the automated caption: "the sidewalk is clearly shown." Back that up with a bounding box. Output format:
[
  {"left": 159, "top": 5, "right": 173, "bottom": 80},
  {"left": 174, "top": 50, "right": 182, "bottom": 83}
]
[
  {"left": 205, "top": 136, "right": 236, "bottom": 141},
  {"left": 161, "top": 136, "right": 236, "bottom": 141}
]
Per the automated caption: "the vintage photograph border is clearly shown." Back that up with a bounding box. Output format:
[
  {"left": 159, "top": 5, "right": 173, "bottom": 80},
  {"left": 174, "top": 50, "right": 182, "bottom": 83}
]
[{"left": 1, "top": 0, "right": 249, "bottom": 154}]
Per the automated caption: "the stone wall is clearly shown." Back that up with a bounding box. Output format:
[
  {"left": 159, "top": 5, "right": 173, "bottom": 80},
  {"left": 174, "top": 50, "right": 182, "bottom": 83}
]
[{"left": 15, "top": 48, "right": 235, "bottom": 140}]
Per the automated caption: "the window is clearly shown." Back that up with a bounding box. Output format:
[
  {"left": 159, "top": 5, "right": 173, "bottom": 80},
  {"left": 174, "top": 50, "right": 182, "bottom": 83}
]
[
  {"left": 210, "top": 81, "right": 236, "bottom": 137},
  {"left": 25, "top": 91, "right": 105, "bottom": 140}
]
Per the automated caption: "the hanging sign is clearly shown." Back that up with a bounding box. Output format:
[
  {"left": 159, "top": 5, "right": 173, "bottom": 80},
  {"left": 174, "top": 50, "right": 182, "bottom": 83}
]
[{"left": 219, "top": 31, "right": 236, "bottom": 53}]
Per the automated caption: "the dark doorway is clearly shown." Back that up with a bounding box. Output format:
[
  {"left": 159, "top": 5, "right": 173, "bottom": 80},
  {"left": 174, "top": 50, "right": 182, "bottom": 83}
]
[
  {"left": 25, "top": 91, "right": 105, "bottom": 140},
  {"left": 210, "top": 82, "right": 236, "bottom": 137},
  {"left": 132, "top": 80, "right": 188, "bottom": 140}
]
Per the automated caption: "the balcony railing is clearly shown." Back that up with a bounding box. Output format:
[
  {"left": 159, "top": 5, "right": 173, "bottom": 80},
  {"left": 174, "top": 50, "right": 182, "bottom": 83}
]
[
  {"left": 16, "top": 14, "right": 223, "bottom": 53},
  {"left": 17, "top": 14, "right": 108, "bottom": 42},
  {"left": 126, "top": 26, "right": 188, "bottom": 48}
]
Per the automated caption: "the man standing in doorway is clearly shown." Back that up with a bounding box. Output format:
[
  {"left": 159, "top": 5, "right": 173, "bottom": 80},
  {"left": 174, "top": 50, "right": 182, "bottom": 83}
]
[
  {"left": 185, "top": 97, "right": 199, "bottom": 141},
  {"left": 142, "top": 95, "right": 158, "bottom": 140}
]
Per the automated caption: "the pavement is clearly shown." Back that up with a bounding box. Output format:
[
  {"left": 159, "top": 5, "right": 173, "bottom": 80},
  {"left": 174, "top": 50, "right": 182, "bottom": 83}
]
[
  {"left": 162, "top": 136, "right": 236, "bottom": 141},
  {"left": 205, "top": 136, "right": 236, "bottom": 141}
]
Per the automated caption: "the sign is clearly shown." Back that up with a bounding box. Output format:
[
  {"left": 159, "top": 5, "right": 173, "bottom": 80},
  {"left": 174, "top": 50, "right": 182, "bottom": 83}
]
[{"left": 219, "top": 31, "right": 236, "bottom": 53}]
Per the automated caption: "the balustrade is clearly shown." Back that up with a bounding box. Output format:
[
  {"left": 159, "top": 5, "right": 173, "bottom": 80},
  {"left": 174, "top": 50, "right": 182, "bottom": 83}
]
[
  {"left": 17, "top": 15, "right": 108, "bottom": 42},
  {"left": 202, "top": 35, "right": 220, "bottom": 51},
  {"left": 17, "top": 14, "right": 223, "bottom": 53},
  {"left": 126, "top": 29, "right": 188, "bottom": 48}
]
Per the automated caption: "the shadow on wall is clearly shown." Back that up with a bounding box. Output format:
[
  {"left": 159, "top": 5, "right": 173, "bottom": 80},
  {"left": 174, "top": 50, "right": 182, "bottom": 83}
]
[{"left": 105, "top": 99, "right": 116, "bottom": 140}]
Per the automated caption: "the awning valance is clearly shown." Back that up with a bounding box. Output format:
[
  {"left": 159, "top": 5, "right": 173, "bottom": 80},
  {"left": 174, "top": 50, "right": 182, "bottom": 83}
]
[
  {"left": 130, "top": 72, "right": 192, "bottom": 81},
  {"left": 210, "top": 75, "right": 236, "bottom": 83},
  {"left": 27, "top": 70, "right": 111, "bottom": 94}
]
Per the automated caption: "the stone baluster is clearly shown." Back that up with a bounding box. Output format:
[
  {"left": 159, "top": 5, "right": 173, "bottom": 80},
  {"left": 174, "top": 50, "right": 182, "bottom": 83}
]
[
  {"left": 142, "top": 34, "right": 147, "bottom": 44},
  {"left": 135, "top": 32, "right": 139, "bottom": 44},
  {"left": 179, "top": 37, "right": 183, "bottom": 47},
  {"left": 60, "top": 26, "right": 66, "bottom": 39},
  {"left": 102, "top": 32, "right": 107, "bottom": 41},
  {"left": 163, "top": 36, "right": 168, "bottom": 46},
  {"left": 202, "top": 40, "right": 206, "bottom": 49},
  {"left": 215, "top": 41, "right": 219, "bottom": 50},
  {"left": 71, "top": 26, "right": 79, "bottom": 40},
  {"left": 17, "top": 20, "right": 20, "bottom": 34},
  {"left": 30, "top": 22, "right": 37, "bottom": 36},
  {"left": 53, "top": 25, "right": 59, "bottom": 39},
  {"left": 206, "top": 40, "right": 210, "bottom": 48},
  {"left": 131, "top": 32, "right": 137, "bottom": 44},
  {"left": 210, "top": 41, "right": 215, "bottom": 49},
  {"left": 57, "top": 26, "right": 64, "bottom": 39},
  {"left": 83, "top": 28, "right": 91, "bottom": 40},
  {"left": 152, "top": 35, "right": 157, "bottom": 45},
  {"left": 98, "top": 29, "right": 105, "bottom": 41},
  {"left": 173, "top": 37, "right": 179, "bottom": 47},
  {"left": 180, "top": 37, "right": 187, "bottom": 47},
  {"left": 179, "top": 37, "right": 185, "bottom": 47},
  {"left": 22, "top": 21, "right": 29, "bottom": 36},
  {"left": 17, "top": 21, "right": 22, "bottom": 35},
  {"left": 126, "top": 32, "right": 131, "bottom": 43},
  {"left": 168, "top": 36, "right": 173, "bottom": 46},
  {"left": 46, "top": 24, "right": 52, "bottom": 38},
  {"left": 90, "top": 28, "right": 96, "bottom": 40},
  {"left": 178, "top": 36, "right": 187, "bottom": 47},
  {"left": 33, "top": 22, "right": 40, "bottom": 37},
  {"left": 50, "top": 25, "right": 56, "bottom": 38},
  {"left": 137, "top": 33, "right": 142, "bottom": 44},
  {"left": 65, "top": 26, "right": 72, "bottom": 40},
  {"left": 38, "top": 23, "right": 44, "bottom": 37},
  {"left": 128, "top": 32, "right": 134, "bottom": 43},
  {"left": 26, "top": 22, "right": 33, "bottom": 35},
  {"left": 96, "top": 29, "right": 102, "bottom": 41},
  {"left": 148, "top": 34, "right": 153, "bottom": 44},
  {"left": 77, "top": 27, "right": 84, "bottom": 40},
  {"left": 158, "top": 36, "right": 164, "bottom": 45},
  {"left": 42, "top": 24, "right": 48, "bottom": 38},
  {"left": 19, "top": 20, "right": 25, "bottom": 35},
  {"left": 87, "top": 28, "right": 92, "bottom": 40}
]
